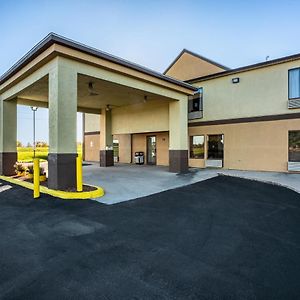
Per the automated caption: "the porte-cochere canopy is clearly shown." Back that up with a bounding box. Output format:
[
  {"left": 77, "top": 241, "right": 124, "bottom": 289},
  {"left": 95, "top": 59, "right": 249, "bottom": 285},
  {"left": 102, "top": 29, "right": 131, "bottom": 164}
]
[{"left": 0, "top": 33, "right": 196, "bottom": 190}]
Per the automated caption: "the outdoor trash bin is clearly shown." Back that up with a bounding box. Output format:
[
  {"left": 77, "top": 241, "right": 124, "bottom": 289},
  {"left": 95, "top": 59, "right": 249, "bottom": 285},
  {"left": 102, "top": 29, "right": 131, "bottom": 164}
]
[{"left": 134, "top": 152, "right": 144, "bottom": 165}]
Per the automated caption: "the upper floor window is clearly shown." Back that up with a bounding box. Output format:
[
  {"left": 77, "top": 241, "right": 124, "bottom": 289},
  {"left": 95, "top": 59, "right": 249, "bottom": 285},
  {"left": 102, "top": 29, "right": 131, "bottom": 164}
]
[
  {"left": 289, "top": 68, "right": 300, "bottom": 99},
  {"left": 188, "top": 88, "right": 203, "bottom": 120}
]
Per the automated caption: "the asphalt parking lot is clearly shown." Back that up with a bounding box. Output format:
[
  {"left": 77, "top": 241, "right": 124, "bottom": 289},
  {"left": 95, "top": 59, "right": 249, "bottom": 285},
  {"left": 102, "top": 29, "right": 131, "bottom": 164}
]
[{"left": 0, "top": 176, "right": 299, "bottom": 300}]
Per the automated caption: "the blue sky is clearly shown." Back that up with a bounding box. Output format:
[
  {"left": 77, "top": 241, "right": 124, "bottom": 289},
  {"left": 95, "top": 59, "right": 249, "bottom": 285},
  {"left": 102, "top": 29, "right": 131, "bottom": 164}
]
[{"left": 1, "top": 0, "right": 300, "bottom": 145}]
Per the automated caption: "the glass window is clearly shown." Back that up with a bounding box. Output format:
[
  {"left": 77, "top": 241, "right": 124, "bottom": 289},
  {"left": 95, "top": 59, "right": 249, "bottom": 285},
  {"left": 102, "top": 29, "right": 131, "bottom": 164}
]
[
  {"left": 289, "top": 68, "right": 300, "bottom": 99},
  {"left": 289, "top": 131, "right": 300, "bottom": 162},
  {"left": 190, "top": 135, "right": 204, "bottom": 159},
  {"left": 188, "top": 88, "right": 203, "bottom": 113},
  {"left": 207, "top": 134, "right": 224, "bottom": 159}
]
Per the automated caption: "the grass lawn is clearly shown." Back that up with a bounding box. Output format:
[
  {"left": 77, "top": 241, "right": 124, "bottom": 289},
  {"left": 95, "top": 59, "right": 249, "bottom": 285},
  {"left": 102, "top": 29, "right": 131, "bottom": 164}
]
[{"left": 17, "top": 146, "right": 82, "bottom": 162}]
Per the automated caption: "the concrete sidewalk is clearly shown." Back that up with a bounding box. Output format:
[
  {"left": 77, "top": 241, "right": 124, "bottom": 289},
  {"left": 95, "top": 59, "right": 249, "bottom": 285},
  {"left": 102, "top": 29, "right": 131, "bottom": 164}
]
[
  {"left": 83, "top": 163, "right": 300, "bottom": 204},
  {"left": 218, "top": 169, "right": 300, "bottom": 194},
  {"left": 83, "top": 163, "right": 217, "bottom": 204}
]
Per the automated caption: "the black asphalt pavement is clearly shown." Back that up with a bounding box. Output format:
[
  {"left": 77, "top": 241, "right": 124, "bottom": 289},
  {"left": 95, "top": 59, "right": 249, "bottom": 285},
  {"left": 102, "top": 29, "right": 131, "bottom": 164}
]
[{"left": 0, "top": 176, "right": 299, "bottom": 300}]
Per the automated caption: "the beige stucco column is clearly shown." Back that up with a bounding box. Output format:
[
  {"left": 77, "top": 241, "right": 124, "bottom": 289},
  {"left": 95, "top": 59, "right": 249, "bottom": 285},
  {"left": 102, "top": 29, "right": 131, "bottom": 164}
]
[
  {"left": 169, "top": 97, "right": 189, "bottom": 173},
  {"left": 0, "top": 99, "right": 17, "bottom": 175},
  {"left": 48, "top": 58, "right": 77, "bottom": 190},
  {"left": 100, "top": 109, "right": 114, "bottom": 166}
]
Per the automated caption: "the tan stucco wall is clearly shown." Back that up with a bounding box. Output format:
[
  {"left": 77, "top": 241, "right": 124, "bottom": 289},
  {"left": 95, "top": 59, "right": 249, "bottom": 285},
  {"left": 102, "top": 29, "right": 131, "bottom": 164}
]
[
  {"left": 85, "top": 113, "right": 100, "bottom": 132},
  {"left": 188, "top": 118, "right": 300, "bottom": 172},
  {"left": 84, "top": 133, "right": 100, "bottom": 162},
  {"left": 156, "top": 132, "right": 169, "bottom": 166},
  {"left": 112, "top": 100, "right": 169, "bottom": 134},
  {"left": 114, "top": 134, "right": 131, "bottom": 163},
  {"left": 191, "top": 59, "right": 300, "bottom": 123},
  {"left": 165, "top": 52, "right": 225, "bottom": 81},
  {"left": 0, "top": 100, "right": 17, "bottom": 152},
  {"left": 48, "top": 57, "right": 77, "bottom": 153},
  {"left": 132, "top": 132, "right": 169, "bottom": 166}
]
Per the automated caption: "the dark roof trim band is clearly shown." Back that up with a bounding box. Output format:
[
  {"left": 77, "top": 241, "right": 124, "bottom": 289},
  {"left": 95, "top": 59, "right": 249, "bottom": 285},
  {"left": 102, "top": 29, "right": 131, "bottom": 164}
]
[
  {"left": 0, "top": 33, "right": 197, "bottom": 91},
  {"left": 189, "top": 113, "right": 300, "bottom": 127}
]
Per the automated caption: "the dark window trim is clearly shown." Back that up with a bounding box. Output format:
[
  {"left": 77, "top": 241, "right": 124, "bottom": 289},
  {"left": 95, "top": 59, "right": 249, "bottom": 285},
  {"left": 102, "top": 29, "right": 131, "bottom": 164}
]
[
  {"left": 188, "top": 88, "right": 203, "bottom": 113},
  {"left": 146, "top": 135, "right": 157, "bottom": 165},
  {"left": 189, "top": 135, "right": 205, "bottom": 159},
  {"left": 288, "top": 130, "right": 300, "bottom": 162},
  {"left": 288, "top": 67, "right": 300, "bottom": 100},
  {"left": 84, "top": 131, "right": 100, "bottom": 136},
  {"left": 207, "top": 134, "right": 224, "bottom": 161}
]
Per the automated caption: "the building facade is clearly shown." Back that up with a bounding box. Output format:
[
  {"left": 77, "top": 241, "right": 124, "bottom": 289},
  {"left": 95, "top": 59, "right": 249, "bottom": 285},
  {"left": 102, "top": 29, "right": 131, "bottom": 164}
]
[
  {"left": 0, "top": 33, "right": 299, "bottom": 193},
  {"left": 84, "top": 49, "right": 300, "bottom": 172}
]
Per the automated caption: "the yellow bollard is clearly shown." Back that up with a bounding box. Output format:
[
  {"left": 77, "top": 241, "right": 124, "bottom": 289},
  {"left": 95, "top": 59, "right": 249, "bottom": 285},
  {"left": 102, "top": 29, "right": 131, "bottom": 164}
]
[
  {"left": 76, "top": 156, "right": 83, "bottom": 192},
  {"left": 33, "top": 158, "right": 40, "bottom": 199}
]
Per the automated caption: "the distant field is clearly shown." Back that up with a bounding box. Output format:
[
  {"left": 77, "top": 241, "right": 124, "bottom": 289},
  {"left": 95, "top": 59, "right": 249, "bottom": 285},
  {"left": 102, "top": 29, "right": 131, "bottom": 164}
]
[{"left": 17, "top": 146, "right": 82, "bottom": 162}]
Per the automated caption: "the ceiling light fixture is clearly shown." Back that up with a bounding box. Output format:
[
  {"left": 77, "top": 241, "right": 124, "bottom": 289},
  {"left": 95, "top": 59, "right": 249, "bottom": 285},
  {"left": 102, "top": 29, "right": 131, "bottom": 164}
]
[{"left": 88, "top": 82, "right": 99, "bottom": 96}]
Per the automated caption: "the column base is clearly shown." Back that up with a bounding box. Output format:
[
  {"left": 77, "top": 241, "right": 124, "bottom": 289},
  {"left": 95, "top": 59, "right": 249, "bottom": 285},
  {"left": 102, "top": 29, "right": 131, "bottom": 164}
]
[
  {"left": 169, "top": 150, "right": 189, "bottom": 173},
  {"left": 100, "top": 150, "right": 114, "bottom": 167},
  {"left": 48, "top": 153, "right": 77, "bottom": 190},
  {"left": 0, "top": 152, "right": 17, "bottom": 176}
]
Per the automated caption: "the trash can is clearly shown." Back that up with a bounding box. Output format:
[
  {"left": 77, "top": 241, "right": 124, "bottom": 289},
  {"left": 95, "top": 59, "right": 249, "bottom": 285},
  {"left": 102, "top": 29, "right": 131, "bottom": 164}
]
[{"left": 134, "top": 152, "right": 144, "bottom": 165}]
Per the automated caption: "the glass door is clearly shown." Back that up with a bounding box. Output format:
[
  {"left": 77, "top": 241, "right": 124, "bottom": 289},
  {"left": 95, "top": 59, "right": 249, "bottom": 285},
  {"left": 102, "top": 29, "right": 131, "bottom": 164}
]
[
  {"left": 206, "top": 134, "right": 224, "bottom": 168},
  {"left": 147, "top": 136, "right": 156, "bottom": 165}
]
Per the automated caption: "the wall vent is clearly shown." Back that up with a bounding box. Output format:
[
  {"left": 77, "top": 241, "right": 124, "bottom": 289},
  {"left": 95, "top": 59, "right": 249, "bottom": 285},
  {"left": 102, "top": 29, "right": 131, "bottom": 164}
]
[
  {"left": 288, "top": 99, "right": 300, "bottom": 109},
  {"left": 288, "top": 162, "right": 300, "bottom": 172}
]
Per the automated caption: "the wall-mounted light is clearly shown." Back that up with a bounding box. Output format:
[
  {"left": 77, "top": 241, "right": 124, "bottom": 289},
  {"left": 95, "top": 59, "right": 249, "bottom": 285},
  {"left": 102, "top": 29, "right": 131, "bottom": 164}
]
[
  {"left": 143, "top": 95, "right": 148, "bottom": 103},
  {"left": 105, "top": 105, "right": 111, "bottom": 111},
  {"left": 232, "top": 77, "right": 240, "bottom": 84}
]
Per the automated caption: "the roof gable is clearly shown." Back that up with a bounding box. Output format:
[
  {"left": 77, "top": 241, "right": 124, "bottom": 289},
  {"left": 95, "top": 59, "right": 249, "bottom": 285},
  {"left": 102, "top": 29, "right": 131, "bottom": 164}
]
[{"left": 164, "top": 49, "right": 229, "bottom": 81}]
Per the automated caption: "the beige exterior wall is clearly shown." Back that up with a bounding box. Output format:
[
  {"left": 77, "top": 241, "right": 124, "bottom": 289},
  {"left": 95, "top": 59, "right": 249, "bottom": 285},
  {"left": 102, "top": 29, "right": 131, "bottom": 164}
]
[
  {"left": 84, "top": 132, "right": 169, "bottom": 166},
  {"left": 84, "top": 133, "right": 100, "bottom": 162},
  {"left": 165, "top": 52, "right": 225, "bottom": 81},
  {"left": 112, "top": 100, "right": 169, "bottom": 134},
  {"left": 85, "top": 113, "right": 100, "bottom": 132},
  {"left": 191, "top": 59, "right": 300, "bottom": 123},
  {"left": 189, "top": 118, "right": 300, "bottom": 172},
  {"left": 132, "top": 132, "right": 169, "bottom": 166},
  {"left": 114, "top": 134, "right": 131, "bottom": 163}
]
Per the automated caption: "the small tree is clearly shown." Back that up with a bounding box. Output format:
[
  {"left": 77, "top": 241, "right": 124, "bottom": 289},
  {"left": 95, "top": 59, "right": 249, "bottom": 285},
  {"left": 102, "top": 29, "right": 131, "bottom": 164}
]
[
  {"left": 16, "top": 141, "right": 23, "bottom": 147},
  {"left": 36, "top": 141, "right": 48, "bottom": 147},
  {"left": 26, "top": 142, "right": 32, "bottom": 148}
]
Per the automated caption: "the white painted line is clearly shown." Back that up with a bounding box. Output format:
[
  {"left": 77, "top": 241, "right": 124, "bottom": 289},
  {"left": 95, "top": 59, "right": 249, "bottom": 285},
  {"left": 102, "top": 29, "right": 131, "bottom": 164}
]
[{"left": 0, "top": 185, "right": 12, "bottom": 192}]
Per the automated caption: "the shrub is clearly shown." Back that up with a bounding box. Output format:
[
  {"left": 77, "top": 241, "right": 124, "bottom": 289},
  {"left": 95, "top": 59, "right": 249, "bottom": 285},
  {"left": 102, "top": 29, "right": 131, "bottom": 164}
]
[{"left": 14, "top": 163, "right": 26, "bottom": 174}]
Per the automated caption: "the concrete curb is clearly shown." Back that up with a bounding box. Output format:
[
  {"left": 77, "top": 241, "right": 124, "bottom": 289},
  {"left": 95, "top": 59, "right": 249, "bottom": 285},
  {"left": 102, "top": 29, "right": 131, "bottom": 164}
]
[
  {"left": 0, "top": 175, "right": 105, "bottom": 200},
  {"left": 217, "top": 172, "right": 300, "bottom": 194}
]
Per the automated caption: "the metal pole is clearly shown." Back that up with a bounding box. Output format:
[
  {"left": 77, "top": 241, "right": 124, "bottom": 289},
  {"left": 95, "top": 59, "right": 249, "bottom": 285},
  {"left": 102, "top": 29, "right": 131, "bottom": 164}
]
[{"left": 33, "top": 109, "right": 36, "bottom": 158}]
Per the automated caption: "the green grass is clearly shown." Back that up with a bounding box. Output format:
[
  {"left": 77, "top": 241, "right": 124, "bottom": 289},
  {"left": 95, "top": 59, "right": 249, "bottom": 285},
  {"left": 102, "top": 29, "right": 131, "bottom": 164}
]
[{"left": 17, "top": 146, "right": 82, "bottom": 162}]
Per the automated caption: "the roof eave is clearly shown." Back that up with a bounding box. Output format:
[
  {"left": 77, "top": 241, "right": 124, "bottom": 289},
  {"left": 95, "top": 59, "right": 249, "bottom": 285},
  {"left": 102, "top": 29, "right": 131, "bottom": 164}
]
[
  {"left": 187, "top": 53, "right": 300, "bottom": 83},
  {"left": 0, "top": 33, "right": 197, "bottom": 92}
]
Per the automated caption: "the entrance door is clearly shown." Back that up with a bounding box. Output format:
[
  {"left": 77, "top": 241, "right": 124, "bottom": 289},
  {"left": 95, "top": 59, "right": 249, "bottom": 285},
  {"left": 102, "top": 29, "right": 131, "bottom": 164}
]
[
  {"left": 206, "top": 134, "right": 224, "bottom": 168},
  {"left": 147, "top": 136, "right": 156, "bottom": 165}
]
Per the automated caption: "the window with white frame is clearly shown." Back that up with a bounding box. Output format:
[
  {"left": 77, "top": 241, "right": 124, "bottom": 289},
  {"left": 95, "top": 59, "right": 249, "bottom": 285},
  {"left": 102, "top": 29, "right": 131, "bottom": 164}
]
[{"left": 289, "top": 68, "right": 300, "bottom": 99}]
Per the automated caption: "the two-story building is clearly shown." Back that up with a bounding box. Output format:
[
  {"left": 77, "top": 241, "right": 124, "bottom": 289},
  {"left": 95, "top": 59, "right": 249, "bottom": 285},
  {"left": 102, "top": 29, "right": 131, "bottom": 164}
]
[
  {"left": 84, "top": 49, "right": 300, "bottom": 173},
  {"left": 0, "top": 34, "right": 299, "bottom": 191}
]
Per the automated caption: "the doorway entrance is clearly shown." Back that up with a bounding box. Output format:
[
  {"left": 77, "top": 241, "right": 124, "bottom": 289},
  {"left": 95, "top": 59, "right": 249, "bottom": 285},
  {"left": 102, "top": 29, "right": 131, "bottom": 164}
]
[
  {"left": 206, "top": 134, "right": 224, "bottom": 168},
  {"left": 147, "top": 136, "right": 156, "bottom": 165}
]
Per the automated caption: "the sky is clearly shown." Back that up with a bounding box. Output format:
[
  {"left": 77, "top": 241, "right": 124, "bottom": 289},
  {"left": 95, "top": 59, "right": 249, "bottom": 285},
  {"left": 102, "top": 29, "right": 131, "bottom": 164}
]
[{"left": 1, "top": 0, "right": 300, "bottom": 145}]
